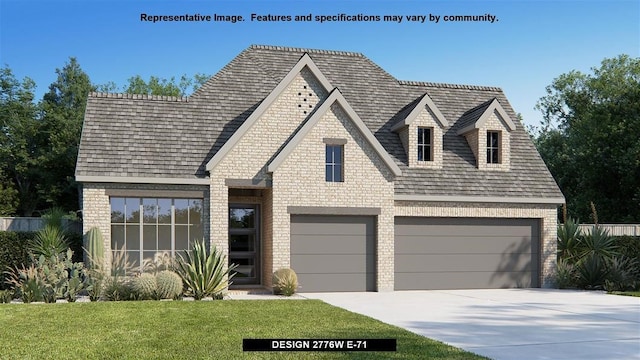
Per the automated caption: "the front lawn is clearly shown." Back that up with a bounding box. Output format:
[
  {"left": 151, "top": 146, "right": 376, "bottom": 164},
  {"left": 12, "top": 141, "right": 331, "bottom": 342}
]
[{"left": 0, "top": 300, "right": 485, "bottom": 359}]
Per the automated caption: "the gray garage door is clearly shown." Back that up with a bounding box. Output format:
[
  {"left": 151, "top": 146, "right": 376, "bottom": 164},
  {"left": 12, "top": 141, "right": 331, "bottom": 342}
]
[
  {"left": 395, "top": 217, "right": 540, "bottom": 290},
  {"left": 291, "top": 215, "right": 375, "bottom": 292}
]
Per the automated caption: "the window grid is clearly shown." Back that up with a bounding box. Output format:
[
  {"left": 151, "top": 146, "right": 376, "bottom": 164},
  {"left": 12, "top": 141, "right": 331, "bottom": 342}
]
[
  {"left": 417, "top": 127, "right": 432, "bottom": 162},
  {"left": 325, "top": 145, "right": 344, "bottom": 182},
  {"left": 487, "top": 131, "right": 500, "bottom": 164},
  {"left": 110, "top": 197, "right": 203, "bottom": 273}
]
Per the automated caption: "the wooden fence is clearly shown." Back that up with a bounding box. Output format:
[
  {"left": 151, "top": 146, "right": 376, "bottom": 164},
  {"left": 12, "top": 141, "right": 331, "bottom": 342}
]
[
  {"left": 0, "top": 217, "right": 82, "bottom": 234},
  {"left": 577, "top": 224, "right": 640, "bottom": 237}
]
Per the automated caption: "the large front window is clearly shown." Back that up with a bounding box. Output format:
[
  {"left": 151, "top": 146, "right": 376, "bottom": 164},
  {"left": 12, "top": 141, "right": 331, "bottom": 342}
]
[{"left": 110, "top": 197, "right": 203, "bottom": 269}]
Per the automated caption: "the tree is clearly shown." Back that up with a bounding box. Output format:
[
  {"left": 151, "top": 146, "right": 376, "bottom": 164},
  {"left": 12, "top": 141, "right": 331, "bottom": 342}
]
[
  {"left": 0, "top": 66, "right": 45, "bottom": 216},
  {"left": 39, "top": 57, "right": 95, "bottom": 213},
  {"left": 123, "top": 73, "right": 209, "bottom": 96},
  {"left": 535, "top": 55, "right": 640, "bottom": 222}
]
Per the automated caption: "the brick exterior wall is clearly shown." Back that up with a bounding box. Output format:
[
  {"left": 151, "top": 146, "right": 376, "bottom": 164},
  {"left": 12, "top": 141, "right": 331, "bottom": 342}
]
[
  {"left": 273, "top": 103, "right": 396, "bottom": 291},
  {"left": 394, "top": 201, "right": 558, "bottom": 287},
  {"left": 405, "top": 107, "right": 444, "bottom": 169}
]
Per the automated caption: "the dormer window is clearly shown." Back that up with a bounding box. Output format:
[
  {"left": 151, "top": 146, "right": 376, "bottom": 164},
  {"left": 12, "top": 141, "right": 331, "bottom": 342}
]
[
  {"left": 417, "top": 127, "right": 433, "bottom": 162},
  {"left": 487, "top": 131, "right": 500, "bottom": 164}
]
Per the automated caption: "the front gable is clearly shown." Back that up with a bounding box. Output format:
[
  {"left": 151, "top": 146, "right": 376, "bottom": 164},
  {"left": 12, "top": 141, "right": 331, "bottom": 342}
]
[
  {"left": 206, "top": 54, "right": 333, "bottom": 181},
  {"left": 267, "top": 88, "right": 401, "bottom": 178},
  {"left": 205, "top": 53, "right": 333, "bottom": 175}
]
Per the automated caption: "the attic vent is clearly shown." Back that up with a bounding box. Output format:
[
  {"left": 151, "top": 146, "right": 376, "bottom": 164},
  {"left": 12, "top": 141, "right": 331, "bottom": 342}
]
[{"left": 298, "top": 84, "right": 317, "bottom": 115}]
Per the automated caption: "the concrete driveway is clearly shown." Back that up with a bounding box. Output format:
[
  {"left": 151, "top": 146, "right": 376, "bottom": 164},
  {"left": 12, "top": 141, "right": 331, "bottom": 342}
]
[{"left": 302, "top": 289, "right": 640, "bottom": 360}]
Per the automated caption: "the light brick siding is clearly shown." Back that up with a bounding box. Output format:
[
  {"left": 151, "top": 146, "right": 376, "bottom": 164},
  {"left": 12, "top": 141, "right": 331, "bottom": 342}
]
[
  {"left": 406, "top": 107, "right": 444, "bottom": 169},
  {"left": 394, "top": 201, "right": 558, "bottom": 287},
  {"left": 81, "top": 183, "right": 210, "bottom": 273},
  {"left": 273, "top": 103, "right": 396, "bottom": 291}
]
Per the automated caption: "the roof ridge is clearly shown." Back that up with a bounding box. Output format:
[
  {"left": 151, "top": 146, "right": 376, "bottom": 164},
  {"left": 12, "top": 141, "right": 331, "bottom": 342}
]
[
  {"left": 462, "top": 97, "right": 496, "bottom": 115},
  {"left": 89, "top": 92, "right": 189, "bottom": 102},
  {"left": 398, "top": 80, "right": 502, "bottom": 92},
  {"left": 249, "top": 44, "right": 364, "bottom": 58}
]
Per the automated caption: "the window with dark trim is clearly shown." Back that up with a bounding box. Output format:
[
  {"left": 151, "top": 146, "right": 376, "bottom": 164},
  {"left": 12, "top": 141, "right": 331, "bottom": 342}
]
[
  {"left": 110, "top": 197, "right": 203, "bottom": 272},
  {"left": 487, "top": 131, "right": 500, "bottom": 164},
  {"left": 417, "top": 127, "right": 432, "bottom": 162},
  {"left": 325, "top": 145, "right": 343, "bottom": 182}
]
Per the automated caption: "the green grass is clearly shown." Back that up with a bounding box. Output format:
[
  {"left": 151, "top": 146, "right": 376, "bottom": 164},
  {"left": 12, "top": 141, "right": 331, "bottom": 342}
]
[
  {"left": 0, "top": 300, "right": 486, "bottom": 359},
  {"left": 609, "top": 291, "right": 640, "bottom": 297}
]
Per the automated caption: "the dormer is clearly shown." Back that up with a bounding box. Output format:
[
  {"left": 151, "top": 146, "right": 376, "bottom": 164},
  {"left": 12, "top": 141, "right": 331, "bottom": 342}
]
[
  {"left": 391, "top": 93, "right": 448, "bottom": 169},
  {"left": 456, "top": 98, "right": 516, "bottom": 171}
]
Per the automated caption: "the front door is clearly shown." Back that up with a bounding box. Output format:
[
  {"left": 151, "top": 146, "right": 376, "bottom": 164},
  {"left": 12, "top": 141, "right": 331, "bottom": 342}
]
[{"left": 228, "top": 205, "right": 260, "bottom": 285}]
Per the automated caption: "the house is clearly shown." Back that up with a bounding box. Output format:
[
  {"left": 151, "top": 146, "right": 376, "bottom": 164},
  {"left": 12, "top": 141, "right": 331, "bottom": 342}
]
[{"left": 75, "top": 45, "right": 564, "bottom": 292}]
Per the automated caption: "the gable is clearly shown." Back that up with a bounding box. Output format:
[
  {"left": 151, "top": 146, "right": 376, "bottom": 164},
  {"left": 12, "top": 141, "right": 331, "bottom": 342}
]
[
  {"left": 391, "top": 93, "right": 448, "bottom": 132},
  {"left": 205, "top": 53, "right": 333, "bottom": 172},
  {"left": 456, "top": 98, "right": 516, "bottom": 135},
  {"left": 267, "top": 89, "right": 401, "bottom": 177}
]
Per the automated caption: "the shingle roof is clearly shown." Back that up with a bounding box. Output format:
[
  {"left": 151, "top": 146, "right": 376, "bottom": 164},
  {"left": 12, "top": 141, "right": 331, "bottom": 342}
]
[{"left": 76, "top": 44, "right": 563, "bottom": 200}]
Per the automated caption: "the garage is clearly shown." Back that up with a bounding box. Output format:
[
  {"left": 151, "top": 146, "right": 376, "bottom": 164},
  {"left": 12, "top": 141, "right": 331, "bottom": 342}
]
[
  {"left": 395, "top": 217, "right": 540, "bottom": 290},
  {"left": 290, "top": 215, "right": 376, "bottom": 292}
]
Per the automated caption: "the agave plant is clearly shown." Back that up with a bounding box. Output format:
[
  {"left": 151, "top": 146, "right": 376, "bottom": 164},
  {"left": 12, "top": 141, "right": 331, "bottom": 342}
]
[
  {"left": 577, "top": 225, "right": 618, "bottom": 262},
  {"left": 557, "top": 218, "right": 582, "bottom": 262},
  {"left": 30, "top": 225, "right": 68, "bottom": 258},
  {"left": 176, "top": 239, "right": 238, "bottom": 300}
]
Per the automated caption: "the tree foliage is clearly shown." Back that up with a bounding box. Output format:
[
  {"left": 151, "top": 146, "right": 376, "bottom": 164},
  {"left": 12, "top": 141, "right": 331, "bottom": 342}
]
[
  {"left": 535, "top": 55, "right": 640, "bottom": 222},
  {"left": 124, "top": 73, "right": 209, "bottom": 97},
  {"left": 1, "top": 58, "right": 210, "bottom": 216}
]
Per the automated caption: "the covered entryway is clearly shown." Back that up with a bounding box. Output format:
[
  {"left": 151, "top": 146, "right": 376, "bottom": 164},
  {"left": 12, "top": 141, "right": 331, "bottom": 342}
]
[
  {"left": 394, "top": 217, "right": 540, "bottom": 290},
  {"left": 290, "top": 215, "right": 376, "bottom": 292}
]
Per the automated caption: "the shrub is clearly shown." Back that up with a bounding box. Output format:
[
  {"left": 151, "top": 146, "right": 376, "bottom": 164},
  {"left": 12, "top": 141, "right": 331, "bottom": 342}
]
[
  {"left": 132, "top": 273, "right": 158, "bottom": 300},
  {"left": 0, "top": 231, "right": 32, "bottom": 290},
  {"left": 6, "top": 263, "right": 45, "bottom": 303},
  {"left": 575, "top": 254, "right": 609, "bottom": 290},
  {"left": 103, "top": 277, "right": 133, "bottom": 301},
  {"left": 30, "top": 225, "right": 68, "bottom": 259},
  {"left": 176, "top": 239, "right": 237, "bottom": 300},
  {"left": 155, "top": 270, "right": 182, "bottom": 300},
  {"left": 577, "top": 226, "right": 618, "bottom": 263},
  {"left": 554, "top": 259, "right": 577, "bottom": 289},
  {"left": 0, "top": 289, "right": 12, "bottom": 303},
  {"left": 272, "top": 268, "right": 298, "bottom": 296},
  {"left": 604, "top": 256, "right": 639, "bottom": 292},
  {"left": 101, "top": 245, "right": 139, "bottom": 301},
  {"left": 557, "top": 218, "right": 582, "bottom": 261},
  {"left": 615, "top": 236, "right": 640, "bottom": 262},
  {"left": 143, "top": 252, "right": 175, "bottom": 274}
]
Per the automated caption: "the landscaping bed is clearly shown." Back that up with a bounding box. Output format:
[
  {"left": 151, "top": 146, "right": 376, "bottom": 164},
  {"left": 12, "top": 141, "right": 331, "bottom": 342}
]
[{"left": 0, "top": 300, "right": 486, "bottom": 359}]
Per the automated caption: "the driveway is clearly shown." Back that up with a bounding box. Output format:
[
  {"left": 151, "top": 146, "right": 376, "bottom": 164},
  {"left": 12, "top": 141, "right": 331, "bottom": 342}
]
[{"left": 302, "top": 289, "right": 640, "bottom": 360}]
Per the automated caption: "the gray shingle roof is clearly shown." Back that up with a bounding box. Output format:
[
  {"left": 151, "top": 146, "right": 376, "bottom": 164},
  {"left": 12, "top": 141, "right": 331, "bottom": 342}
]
[{"left": 76, "top": 45, "right": 563, "bottom": 199}]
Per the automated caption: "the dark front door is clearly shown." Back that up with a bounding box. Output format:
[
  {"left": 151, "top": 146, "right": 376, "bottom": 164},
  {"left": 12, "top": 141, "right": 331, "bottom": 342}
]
[{"left": 229, "top": 205, "right": 260, "bottom": 285}]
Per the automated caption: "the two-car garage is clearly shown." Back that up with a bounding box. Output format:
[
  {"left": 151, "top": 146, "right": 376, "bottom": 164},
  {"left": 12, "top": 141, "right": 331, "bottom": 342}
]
[{"left": 290, "top": 215, "right": 541, "bottom": 292}]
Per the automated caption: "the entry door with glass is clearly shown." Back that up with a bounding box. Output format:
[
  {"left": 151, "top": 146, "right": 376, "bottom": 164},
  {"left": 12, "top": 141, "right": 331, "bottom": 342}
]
[{"left": 228, "top": 205, "right": 260, "bottom": 285}]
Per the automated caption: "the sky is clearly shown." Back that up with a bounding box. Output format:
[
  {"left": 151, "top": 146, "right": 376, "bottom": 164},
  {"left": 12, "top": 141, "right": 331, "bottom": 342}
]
[{"left": 0, "top": 0, "right": 638, "bottom": 130}]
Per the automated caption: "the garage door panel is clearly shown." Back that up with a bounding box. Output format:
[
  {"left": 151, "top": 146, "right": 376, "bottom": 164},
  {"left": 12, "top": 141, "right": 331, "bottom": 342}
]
[
  {"left": 292, "top": 254, "right": 374, "bottom": 274},
  {"left": 395, "top": 253, "right": 538, "bottom": 273},
  {"left": 395, "top": 271, "right": 534, "bottom": 290},
  {"left": 291, "top": 235, "right": 375, "bottom": 254},
  {"left": 291, "top": 216, "right": 374, "bottom": 235},
  {"left": 396, "top": 219, "right": 538, "bottom": 238},
  {"left": 395, "top": 217, "right": 540, "bottom": 290},
  {"left": 297, "top": 273, "right": 375, "bottom": 293},
  {"left": 396, "top": 235, "right": 540, "bottom": 254},
  {"left": 291, "top": 215, "right": 376, "bottom": 292}
]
